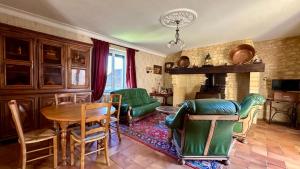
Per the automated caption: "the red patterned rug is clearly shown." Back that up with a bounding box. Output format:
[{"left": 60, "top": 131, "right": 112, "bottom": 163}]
[{"left": 120, "top": 112, "right": 222, "bottom": 169}]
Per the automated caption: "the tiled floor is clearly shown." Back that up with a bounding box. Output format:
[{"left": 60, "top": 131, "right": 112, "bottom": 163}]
[{"left": 0, "top": 121, "right": 300, "bottom": 169}]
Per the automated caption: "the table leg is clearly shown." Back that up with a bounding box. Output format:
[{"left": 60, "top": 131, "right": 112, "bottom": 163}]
[
  {"left": 58, "top": 121, "right": 69, "bottom": 166},
  {"left": 163, "top": 96, "right": 167, "bottom": 106},
  {"left": 269, "top": 101, "right": 272, "bottom": 124}
]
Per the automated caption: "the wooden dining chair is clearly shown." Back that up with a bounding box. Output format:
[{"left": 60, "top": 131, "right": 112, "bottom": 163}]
[
  {"left": 70, "top": 102, "right": 112, "bottom": 169},
  {"left": 55, "top": 93, "right": 77, "bottom": 105},
  {"left": 109, "top": 94, "right": 122, "bottom": 142},
  {"left": 54, "top": 93, "right": 77, "bottom": 132},
  {"left": 8, "top": 100, "right": 58, "bottom": 169}
]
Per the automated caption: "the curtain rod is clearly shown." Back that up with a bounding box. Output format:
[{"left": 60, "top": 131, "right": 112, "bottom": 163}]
[{"left": 110, "top": 43, "right": 139, "bottom": 52}]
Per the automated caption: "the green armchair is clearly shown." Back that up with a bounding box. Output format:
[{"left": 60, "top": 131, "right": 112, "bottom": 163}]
[
  {"left": 111, "top": 88, "right": 160, "bottom": 125},
  {"left": 233, "top": 93, "right": 266, "bottom": 143},
  {"left": 165, "top": 99, "right": 240, "bottom": 165}
]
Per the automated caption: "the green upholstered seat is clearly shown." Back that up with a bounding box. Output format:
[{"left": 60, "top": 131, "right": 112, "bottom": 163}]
[
  {"left": 111, "top": 88, "right": 160, "bottom": 124},
  {"left": 233, "top": 93, "right": 266, "bottom": 142},
  {"left": 165, "top": 99, "right": 240, "bottom": 164}
]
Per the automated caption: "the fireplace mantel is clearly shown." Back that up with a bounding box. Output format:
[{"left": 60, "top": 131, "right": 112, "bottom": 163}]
[{"left": 169, "top": 63, "right": 265, "bottom": 74}]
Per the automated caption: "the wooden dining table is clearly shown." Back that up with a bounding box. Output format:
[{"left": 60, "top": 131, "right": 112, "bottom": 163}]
[{"left": 41, "top": 103, "right": 115, "bottom": 166}]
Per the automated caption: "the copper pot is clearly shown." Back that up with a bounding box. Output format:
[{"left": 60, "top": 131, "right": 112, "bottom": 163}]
[{"left": 177, "top": 56, "right": 190, "bottom": 68}]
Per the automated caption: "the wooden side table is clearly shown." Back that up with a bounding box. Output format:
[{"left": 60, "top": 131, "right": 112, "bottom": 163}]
[
  {"left": 267, "top": 95, "right": 298, "bottom": 128},
  {"left": 150, "top": 92, "right": 173, "bottom": 106}
]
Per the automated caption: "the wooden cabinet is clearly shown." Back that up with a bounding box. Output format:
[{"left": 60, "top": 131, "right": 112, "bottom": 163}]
[{"left": 0, "top": 23, "right": 92, "bottom": 141}]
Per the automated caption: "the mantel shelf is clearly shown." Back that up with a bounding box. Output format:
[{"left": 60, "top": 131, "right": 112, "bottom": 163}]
[{"left": 169, "top": 63, "right": 265, "bottom": 74}]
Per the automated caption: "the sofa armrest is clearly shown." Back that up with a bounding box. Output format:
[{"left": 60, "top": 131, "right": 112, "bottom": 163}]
[{"left": 165, "top": 101, "right": 192, "bottom": 129}]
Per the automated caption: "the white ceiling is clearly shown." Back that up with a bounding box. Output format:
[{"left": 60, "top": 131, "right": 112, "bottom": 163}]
[{"left": 0, "top": 0, "right": 300, "bottom": 56}]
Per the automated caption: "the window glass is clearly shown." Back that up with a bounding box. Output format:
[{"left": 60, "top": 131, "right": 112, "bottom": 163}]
[{"left": 104, "top": 49, "right": 126, "bottom": 92}]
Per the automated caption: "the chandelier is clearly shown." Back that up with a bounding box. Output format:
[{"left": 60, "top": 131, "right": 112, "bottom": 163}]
[
  {"left": 160, "top": 8, "right": 198, "bottom": 49},
  {"left": 167, "top": 20, "right": 184, "bottom": 49}
]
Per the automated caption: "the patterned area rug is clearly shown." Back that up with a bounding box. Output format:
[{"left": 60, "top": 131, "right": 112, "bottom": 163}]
[{"left": 120, "top": 113, "right": 222, "bottom": 169}]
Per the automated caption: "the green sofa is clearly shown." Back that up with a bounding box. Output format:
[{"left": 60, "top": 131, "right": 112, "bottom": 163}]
[
  {"left": 233, "top": 93, "right": 266, "bottom": 143},
  {"left": 111, "top": 88, "right": 160, "bottom": 125},
  {"left": 165, "top": 99, "right": 240, "bottom": 165}
]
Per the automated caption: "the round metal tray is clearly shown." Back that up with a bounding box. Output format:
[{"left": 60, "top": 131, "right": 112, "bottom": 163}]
[{"left": 229, "top": 44, "right": 255, "bottom": 64}]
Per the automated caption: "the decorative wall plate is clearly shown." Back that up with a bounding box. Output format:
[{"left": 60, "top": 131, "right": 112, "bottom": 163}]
[{"left": 229, "top": 44, "right": 255, "bottom": 64}]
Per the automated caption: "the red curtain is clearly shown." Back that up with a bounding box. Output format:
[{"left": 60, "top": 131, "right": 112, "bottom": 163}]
[
  {"left": 126, "top": 48, "right": 137, "bottom": 88},
  {"left": 91, "top": 39, "right": 109, "bottom": 101}
]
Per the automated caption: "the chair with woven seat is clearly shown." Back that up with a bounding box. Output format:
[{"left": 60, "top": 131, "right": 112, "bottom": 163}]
[
  {"left": 8, "top": 100, "right": 58, "bottom": 169},
  {"left": 109, "top": 94, "right": 122, "bottom": 142},
  {"left": 70, "top": 102, "right": 112, "bottom": 169},
  {"left": 54, "top": 93, "right": 77, "bottom": 132},
  {"left": 55, "top": 93, "right": 77, "bottom": 105}
]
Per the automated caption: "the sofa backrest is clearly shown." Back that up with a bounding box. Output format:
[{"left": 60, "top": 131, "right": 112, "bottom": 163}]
[
  {"left": 111, "top": 88, "right": 152, "bottom": 107},
  {"left": 239, "top": 93, "right": 266, "bottom": 119},
  {"left": 190, "top": 99, "right": 241, "bottom": 115}
]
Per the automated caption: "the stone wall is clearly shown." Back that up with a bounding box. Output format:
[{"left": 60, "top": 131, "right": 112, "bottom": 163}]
[{"left": 254, "top": 36, "right": 300, "bottom": 122}]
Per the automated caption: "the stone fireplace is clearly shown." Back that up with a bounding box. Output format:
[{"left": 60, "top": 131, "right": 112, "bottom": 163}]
[{"left": 170, "top": 66, "right": 263, "bottom": 106}]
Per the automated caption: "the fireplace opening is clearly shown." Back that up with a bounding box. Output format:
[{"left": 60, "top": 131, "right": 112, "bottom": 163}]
[{"left": 195, "top": 73, "right": 226, "bottom": 99}]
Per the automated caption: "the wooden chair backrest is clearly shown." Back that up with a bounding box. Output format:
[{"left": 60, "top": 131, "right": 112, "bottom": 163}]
[
  {"left": 109, "top": 94, "right": 122, "bottom": 119},
  {"left": 185, "top": 114, "right": 239, "bottom": 156},
  {"left": 55, "top": 93, "right": 77, "bottom": 105},
  {"left": 80, "top": 103, "right": 112, "bottom": 139},
  {"left": 8, "top": 100, "right": 25, "bottom": 146}
]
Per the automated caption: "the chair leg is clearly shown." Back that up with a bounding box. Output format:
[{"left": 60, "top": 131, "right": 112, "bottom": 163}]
[
  {"left": 19, "top": 145, "right": 26, "bottom": 169},
  {"left": 80, "top": 142, "right": 85, "bottom": 169},
  {"left": 108, "top": 125, "right": 111, "bottom": 138},
  {"left": 70, "top": 138, "right": 75, "bottom": 166},
  {"left": 116, "top": 121, "right": 121, "bottom": 142},
  {"left": 104, "top": 137, "right": 110, "bottom": 166},
  {"left": 97, "top": 140, "right": 101, "bottom": 155},
  {"left": 53, "top": 137, "right": 58, "bottom": 169}
]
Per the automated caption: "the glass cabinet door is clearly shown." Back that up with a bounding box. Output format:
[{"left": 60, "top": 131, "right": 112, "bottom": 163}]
[
  {"left": 2, "top": 35, "right": 34, "bottom": 88},
  {"left": 5, "top": 37, "right": 31, "bottom": 61},
  {"left": 43, "top": 66, "right": 63, "bottom": 86},
  {"left": 67, "top": 45, "right": 90, "bottom": 89},
  {"left": 5, "top": 64, "right": 31, "bottom": 85},
  {"left": 39, "top": 40, "right": 65, "bottom": 89},
  {"left": 71, "top": 68, "right": 86, "bottom": 86}
]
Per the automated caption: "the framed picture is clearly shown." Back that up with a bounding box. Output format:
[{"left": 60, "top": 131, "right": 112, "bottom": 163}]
[
  {"left": 153, "top": 65, "right": 162, "bottom": 74},
  {"left": 165, "top": 62, "right": 174, "bottom": 73},
  {"left": 146, "top": 66, "right": 153, "bottom": 73}
]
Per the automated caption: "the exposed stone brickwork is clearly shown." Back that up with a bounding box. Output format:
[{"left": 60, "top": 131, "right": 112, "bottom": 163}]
[
  {"left": 255, "top": 36, "right": 300, "bottom": 122},
  {"left": 166, "top": 39, "right": 258, "bottom": 104}
]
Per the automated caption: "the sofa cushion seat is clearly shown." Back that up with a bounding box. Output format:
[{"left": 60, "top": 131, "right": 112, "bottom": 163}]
[{"left": 132, "top": 101, "right": 160, "bottom": 117}]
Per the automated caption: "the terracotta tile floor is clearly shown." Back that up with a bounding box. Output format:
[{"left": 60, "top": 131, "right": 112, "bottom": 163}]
[{"left": 0, "top": 121, "right": 300, "bottom": 169}]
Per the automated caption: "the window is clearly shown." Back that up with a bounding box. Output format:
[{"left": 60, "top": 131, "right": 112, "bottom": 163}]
[{"left": 105, "top": 48, "right": 126, "bottom": 92}]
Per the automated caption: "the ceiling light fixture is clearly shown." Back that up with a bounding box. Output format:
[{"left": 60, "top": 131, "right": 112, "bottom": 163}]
[{"left": 160, "top": 8, "right": 198, "bottom": 49}]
